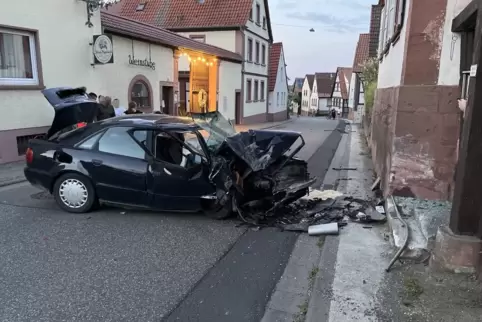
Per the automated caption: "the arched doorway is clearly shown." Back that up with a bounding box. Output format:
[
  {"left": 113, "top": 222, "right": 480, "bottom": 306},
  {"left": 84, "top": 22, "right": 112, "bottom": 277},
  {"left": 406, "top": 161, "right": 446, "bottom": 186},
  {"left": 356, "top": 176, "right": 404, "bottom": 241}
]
[{"left": 128, "top": 75, "right": 153, "bottom": 112}]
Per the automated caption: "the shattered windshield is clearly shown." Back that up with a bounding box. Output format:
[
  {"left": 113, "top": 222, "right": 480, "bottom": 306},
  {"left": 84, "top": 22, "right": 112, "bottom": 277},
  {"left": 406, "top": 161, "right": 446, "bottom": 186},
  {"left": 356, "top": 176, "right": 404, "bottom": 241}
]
[{"left": 192, "top": 112, "right": 236, "bottom": 151}]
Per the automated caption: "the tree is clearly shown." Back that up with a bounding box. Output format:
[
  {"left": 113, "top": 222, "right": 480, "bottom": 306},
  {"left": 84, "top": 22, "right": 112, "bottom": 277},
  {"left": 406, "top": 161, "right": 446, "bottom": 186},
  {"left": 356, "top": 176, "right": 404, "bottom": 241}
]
[
  {"left": 360, "top": 58, "right": 379, "bottom": 116},
  {"left": 81, "top": 0, "right": 121, "bottom": 27}
]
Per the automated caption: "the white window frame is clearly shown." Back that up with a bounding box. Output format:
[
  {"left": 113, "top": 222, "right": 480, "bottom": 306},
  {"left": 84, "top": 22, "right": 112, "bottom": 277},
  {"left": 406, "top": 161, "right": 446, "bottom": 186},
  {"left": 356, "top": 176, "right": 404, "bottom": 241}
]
[
  {"left": 386, "top": 0, "right": 396, "bottom": 42},
  {"left": 0, "top": 27, "right": 39, "bottom": 86},
  {"left": 378, "top": 7, "right": 387, "bottom": 55}
]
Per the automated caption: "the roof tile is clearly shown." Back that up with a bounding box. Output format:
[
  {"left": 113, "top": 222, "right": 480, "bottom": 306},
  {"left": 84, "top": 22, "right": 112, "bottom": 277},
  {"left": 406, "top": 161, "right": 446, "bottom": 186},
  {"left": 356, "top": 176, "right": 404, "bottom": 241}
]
[
  {"left": 314, "top": 72, "right": 336, "bottom": 98},
  {"left": 268, "top": 43, "right": 283, "bottom": 92},
  {"left": 336, "top": 67, "right": 352, "bottom": 100},
  {"left": 100, "top": 11, "right": 242, "bottom": 62},
  {"left": 352, "top": 33, "right": 370, "bottom": 72},
  {"left": 306, "top": 74, "right": 315, "bottom": 89}
]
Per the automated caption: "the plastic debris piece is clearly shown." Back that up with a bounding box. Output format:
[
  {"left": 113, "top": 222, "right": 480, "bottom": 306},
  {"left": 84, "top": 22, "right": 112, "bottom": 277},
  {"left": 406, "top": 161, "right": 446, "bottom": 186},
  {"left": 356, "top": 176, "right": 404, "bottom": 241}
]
[
  {"left": 375, "top": 205, "right": 385, "bottom": 214},
  {"left": 308, "top": 223, "right": 339, "bottom": 236}
]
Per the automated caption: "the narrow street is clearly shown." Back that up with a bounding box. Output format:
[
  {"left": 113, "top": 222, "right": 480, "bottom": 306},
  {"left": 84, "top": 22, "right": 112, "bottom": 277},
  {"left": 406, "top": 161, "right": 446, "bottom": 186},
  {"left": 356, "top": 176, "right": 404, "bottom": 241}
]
[{"left": 0, "top": 117, "right": 344, "bottom": 322}]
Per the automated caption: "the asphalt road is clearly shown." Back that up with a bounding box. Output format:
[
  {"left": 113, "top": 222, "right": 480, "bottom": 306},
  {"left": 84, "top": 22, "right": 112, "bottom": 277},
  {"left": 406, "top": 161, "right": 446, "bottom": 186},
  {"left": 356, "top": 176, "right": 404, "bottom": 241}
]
[{"left": 0, "top": 116, "right": 343, "bottom": 322}]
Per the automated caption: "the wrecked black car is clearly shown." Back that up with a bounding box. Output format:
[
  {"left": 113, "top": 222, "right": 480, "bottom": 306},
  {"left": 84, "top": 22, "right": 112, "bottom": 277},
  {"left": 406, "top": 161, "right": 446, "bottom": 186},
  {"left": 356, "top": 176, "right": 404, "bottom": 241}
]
[{"left": 24, "top": 87, "right": 315, "bottom": 219}]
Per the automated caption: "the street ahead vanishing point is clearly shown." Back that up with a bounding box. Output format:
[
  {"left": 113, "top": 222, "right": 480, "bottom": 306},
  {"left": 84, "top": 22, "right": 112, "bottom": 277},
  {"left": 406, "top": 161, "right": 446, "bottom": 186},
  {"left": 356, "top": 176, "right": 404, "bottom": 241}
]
[{"left": 24, "top": 87, "right": 314, "bottom": 219}]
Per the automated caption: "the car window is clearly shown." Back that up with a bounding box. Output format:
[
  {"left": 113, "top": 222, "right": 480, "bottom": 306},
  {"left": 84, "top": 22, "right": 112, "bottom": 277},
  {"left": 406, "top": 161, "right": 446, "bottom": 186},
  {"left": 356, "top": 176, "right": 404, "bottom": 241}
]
[
  {"left": 78, "top": 132, "right": 104, "bottom": 149},
  {"left": 98, "top": 127, "right": 146, "bottom": 159}
]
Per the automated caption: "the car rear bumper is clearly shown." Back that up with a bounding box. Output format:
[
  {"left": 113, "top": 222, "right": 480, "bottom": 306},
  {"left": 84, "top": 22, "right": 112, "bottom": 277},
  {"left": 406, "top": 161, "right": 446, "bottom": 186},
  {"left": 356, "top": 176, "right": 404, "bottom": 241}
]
[{"left": 24, "top": 167, "right": 53, "bottom": 191}]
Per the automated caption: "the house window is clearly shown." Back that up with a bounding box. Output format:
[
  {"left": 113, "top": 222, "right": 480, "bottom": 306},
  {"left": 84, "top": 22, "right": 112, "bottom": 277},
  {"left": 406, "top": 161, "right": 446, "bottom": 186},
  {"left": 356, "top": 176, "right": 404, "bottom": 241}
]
[
  {"left": 335, "top": 82, "right": 340, "bottom": 91},
  {"left": 277, "top": 92, "right": 280, "bottom": 106},
  {"left": 327, "top": 98, "right": 332, "bottom": 107},
  {"left": 261, "top": 44, "right": 266, "bottom": 65},
  {"left": 256, "top": 3, "right": 261, "bottom": 24},
  {"left": 386, "top": 0, "right": 396, "bottom": 41},
  {"left": 254, "top": 80, "right": 259, "bottom": 101},
  {"left": 255, "top": 41, "right": 260, "bottom": 63},
  {"left": 0, "top": 27, "right": 40, "bottom": 87},
  {"left": 260, "top": 81, "right": 265, "bottom": 100},
  {"left": 131, "top": 80, "right": 151, "bottom": 108},
  {"left": 189, "top": 35, "right": 206, "bottom": 43},
  {"left": 246, "top": 79, "right": 252, "bottom": 102},
  {"left": 247, "top": 38, "right": 253, "bottom": 62},
  {"left": 394, "top": 0, "right": 406, "bottom": 38},
  {"left": 379, "top": 6, "right": 387, "bottom": 55},
  {"left": 136, "top": 2, "right": 146, "bottom": 11},
  {"left": 263, "top": 17, "right": 267, "bottom": 29},
  {"left": 249, "top": 8, "right": 253, "bottom": 21}
]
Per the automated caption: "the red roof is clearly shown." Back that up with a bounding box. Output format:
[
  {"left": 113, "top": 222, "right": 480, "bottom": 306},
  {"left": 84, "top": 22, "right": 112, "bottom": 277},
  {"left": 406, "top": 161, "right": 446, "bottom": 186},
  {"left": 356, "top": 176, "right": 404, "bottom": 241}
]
[
  {"left": 335, "top": 67, "right": 352, "bottom": 100},
  {"left": 268, "top": 43, "right": 283, "bottom": 91},
  {"left": 353, "top": 33, "right": 370, "bottom": 72},
  {"left": 111, "top": 0, "right": 273, "bottom": 40},
  {"left": 100, "top": 11, "right": 242, "bottom": 62},
  {"left": 314, "top": 73, "right": 336, "bottom": 98}
]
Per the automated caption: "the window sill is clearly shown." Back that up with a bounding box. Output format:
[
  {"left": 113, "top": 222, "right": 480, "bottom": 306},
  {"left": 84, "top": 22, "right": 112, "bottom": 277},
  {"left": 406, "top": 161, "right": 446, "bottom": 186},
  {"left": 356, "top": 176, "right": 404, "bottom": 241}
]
[
  {"left": 249, "top": 18, "right": 253, "bottom": 22},
  {"left": 391, "top": 29, "right": 401, "bottom": 46},
  {"left": 260, "top": 99, "right": 265, "bottom": 102},
  {"left": 0, "top": 84, "right": 45, "bottom": 90},
  {"left": 246, "top": 60, "right": 253, "bottom": 63},
  {"left": 255, "top": 62, "right": 260, "bottom": 65},
  {"left": 261, "top": 63, "right": 266, "bottom": 67},
  {"left": 256, "top": 22, "right": 261, "bottom": 27},
  {"left": 246, "top": 100, "right": 252, "bottom": 103},
  {"left": 263, "top": 27, "right": 266, "bottom": 30}
]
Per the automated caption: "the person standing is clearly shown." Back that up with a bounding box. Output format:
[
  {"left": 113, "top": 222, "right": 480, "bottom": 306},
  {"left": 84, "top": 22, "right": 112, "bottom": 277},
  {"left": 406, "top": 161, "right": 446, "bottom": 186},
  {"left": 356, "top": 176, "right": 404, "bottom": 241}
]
[
  {"left": 331, "top": 107, "right": 337, "bottom": 120},
  {"left": 96, "top": 96, "right": 115, "bottom": 121},
  {"left": 125, "top": 101, "right": 143, "bottom": 115},
  {"left": 112, "top": 98, "right": 125, "bottom": 116}
]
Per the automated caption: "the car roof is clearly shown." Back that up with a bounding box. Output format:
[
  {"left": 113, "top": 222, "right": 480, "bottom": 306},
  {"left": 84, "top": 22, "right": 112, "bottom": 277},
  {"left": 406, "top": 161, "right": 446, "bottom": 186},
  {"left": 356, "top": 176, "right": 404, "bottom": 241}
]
[{"left": 98, "top": 113, "right": 201, "bottom": 130}]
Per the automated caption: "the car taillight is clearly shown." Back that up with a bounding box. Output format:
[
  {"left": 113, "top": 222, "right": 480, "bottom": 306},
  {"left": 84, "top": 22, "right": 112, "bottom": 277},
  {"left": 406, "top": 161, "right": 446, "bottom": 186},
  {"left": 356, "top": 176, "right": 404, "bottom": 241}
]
[
  {"left": 26, "top": 148, "right": 34, "bottom": 164},
  {"left": 76, "top": 122, "right": 87, "bottom": 128}
]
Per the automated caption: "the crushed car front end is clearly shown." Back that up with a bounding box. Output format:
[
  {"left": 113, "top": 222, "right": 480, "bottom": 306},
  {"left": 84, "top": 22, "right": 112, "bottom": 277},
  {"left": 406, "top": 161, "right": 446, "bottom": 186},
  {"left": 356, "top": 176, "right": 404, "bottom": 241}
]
[{"left": 192, "top": 112, "right": 315, "bottom": 222}]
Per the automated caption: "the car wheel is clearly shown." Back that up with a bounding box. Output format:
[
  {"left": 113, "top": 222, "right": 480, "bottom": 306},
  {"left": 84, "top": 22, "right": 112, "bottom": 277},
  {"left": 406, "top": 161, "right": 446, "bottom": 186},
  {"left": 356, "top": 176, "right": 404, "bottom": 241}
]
[
  {"left": 202, "top": 194, "right": 234, "bottom": 220},
  {"left": 53, "top": 173, "right": 96, "bottom": 213}
]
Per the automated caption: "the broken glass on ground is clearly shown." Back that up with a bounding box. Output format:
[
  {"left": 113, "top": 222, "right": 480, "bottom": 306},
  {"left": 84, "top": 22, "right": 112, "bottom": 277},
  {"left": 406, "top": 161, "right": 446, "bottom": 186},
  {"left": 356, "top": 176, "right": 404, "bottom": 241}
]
[{"left": 235, "top": 189, "right": 387, "bottom": 232}]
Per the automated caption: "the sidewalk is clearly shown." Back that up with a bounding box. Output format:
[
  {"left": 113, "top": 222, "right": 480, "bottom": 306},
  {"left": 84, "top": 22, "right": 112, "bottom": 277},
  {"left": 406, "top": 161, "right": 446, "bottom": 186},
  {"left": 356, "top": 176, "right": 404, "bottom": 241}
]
[
  {"left": 305, "top": 122, "right": 482, "bottom": 321},
  {"left": 306, "top": 122, "right": 396, "bottom": 322},
  {"left": 0, "top": 161, "right": 26, "bottom": 187},
  {"left": 0, "top": 119, "right": 293, "bottom": 188},
  {"left": 235, "top": 118, "right": 292, "bottom": 132}
]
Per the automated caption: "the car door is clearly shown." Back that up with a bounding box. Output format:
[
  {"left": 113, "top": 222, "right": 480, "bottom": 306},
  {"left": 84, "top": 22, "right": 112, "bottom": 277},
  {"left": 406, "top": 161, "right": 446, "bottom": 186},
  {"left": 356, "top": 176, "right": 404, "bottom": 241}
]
[
  {"left": 147, "top": 130, "right": 215, "bottom": 211},
  {"left": 79, "top": 126, "right": 150, "bottom": 207}
]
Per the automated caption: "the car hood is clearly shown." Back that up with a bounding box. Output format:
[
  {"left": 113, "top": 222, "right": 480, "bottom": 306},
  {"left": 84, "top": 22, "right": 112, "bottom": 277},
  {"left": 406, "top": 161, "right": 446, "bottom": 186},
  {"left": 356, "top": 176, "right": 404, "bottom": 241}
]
[
  {"left": 192, "top": 112, "right": 302, "bottom": 172},
  {"left": 42, "top": 87, "right": 99, "bottom": 138}
]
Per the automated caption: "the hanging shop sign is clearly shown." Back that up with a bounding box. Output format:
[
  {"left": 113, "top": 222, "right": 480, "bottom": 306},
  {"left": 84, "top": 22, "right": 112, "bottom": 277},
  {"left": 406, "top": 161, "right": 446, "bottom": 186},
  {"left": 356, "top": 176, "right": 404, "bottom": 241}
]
[
  {"left": 128, "top": 55, "right": 156, "bottom": 70},
  {"left": 92, "top": 34, "right": 114, "bottom": 64}
]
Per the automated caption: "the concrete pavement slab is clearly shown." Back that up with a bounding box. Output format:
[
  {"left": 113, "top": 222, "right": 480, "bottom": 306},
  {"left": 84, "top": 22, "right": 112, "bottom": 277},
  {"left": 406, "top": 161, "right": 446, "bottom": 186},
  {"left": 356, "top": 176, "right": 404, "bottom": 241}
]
[{"left": 306, "top": 124, "right": 398, "bottom": 322}]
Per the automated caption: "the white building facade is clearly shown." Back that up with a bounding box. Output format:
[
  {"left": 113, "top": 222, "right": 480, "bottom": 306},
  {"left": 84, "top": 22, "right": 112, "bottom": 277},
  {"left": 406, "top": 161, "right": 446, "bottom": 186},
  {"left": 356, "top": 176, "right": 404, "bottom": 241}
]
[
  {"left": 171, "top": 0, "right": 273, "bottom": 124},
  {"left": 301, "top": 75, "right": 314, "bottom": 116},
  {"left": 0, "top": 1, "right": 242, "bottom": 164},
  {"left": 267, "top": 43, "right": 288, "bottom": 121}
]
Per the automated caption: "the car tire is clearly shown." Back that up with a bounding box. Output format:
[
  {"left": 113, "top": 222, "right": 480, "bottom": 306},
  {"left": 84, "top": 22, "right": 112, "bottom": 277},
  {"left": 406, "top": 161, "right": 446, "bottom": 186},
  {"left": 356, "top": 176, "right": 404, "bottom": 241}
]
[{"left": 53, "top": 173, "right": 97, "bottom": 213}]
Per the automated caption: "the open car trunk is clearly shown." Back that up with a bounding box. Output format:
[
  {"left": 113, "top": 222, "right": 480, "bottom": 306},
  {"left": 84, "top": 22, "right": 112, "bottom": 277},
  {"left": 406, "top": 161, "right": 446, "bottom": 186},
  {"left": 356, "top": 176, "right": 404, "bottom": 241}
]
[
  {"left": 191, "top": 112, "right": 316, "bottom": 219},
  {"left": 42, "top": 87, "right": 99, "bottom": 138}
]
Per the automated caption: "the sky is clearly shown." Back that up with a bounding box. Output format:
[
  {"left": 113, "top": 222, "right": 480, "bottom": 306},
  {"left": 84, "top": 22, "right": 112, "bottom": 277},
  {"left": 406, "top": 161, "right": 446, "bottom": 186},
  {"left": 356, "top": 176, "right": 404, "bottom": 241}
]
[{"left": 270, "top": 0, "right": 374, "bottom": 83}]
